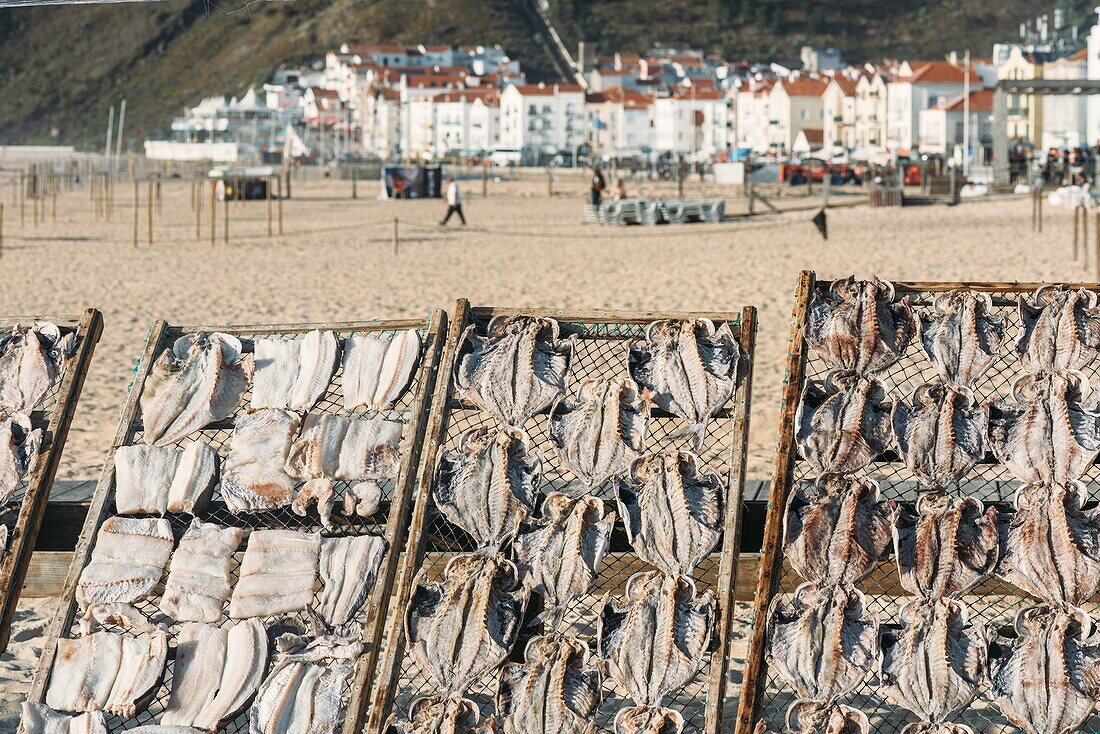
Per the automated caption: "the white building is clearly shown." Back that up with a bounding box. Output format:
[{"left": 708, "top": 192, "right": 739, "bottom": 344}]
[
  {"left": 363, "top": 87, "right": 402, "bottom": 159},
  {"left": 886, "top": 61, "right": 980, "bottom": 154},
  {"left": 854, "top": 70, "right": 889, "bottom": 155},
  {"left": 652, "top": 88, "right": 730, "bottom": 157},
  {"left": 432, "top": 89, "right": 498, "bottom": 157},
  {"left": 469, "top": 95, "right": 500, "bottom": 153},
  {"left": 585, "top": 87, "right": 654, "bottom": 155},
  {"left": 499, "top": 83, "right": 586, "bottom": 163},
  {"left": 918, "top": 88, "right": 994, "bottom": 157},
  {"left": 1042, "top": 49, "right": 1089, "bottom": 149},
  {"left": 767, "top": 77, "right": 827, "bottom": 155},
  {"left": 822, "top": 76, "right": 858, "bottom": 151}
]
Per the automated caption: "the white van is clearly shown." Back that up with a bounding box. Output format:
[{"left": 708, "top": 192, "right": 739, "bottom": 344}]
[{"left": 488, "top": 148, "right": 522, "bottom": 167}]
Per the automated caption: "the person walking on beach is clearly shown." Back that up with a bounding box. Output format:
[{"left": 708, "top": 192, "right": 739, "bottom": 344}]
[
  {"left": 439, "top": 176, "right": 466, "bottom": 226},
  {"left": 587, "top": 166, "right": 606, "bottom": 206}
]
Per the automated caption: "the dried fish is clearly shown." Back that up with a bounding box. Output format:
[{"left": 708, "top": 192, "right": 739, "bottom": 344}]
[
  {"left": 45, "top": 630, "right": 167, "bottom": 718},
  {"left": 514, "top": 492, "right": 614, "bottom": 630},
  {"left": 919, "top": 291, "right": 1006, "bottom": 386},
  {"left": 192, "top": 618, "right": 268, "bottom": 730},
  {"left": 614, "top": 706, "right": 684, "bottom": 734},
  {"left": 766, "top": 582, "right": 877, "bottom": 702},
  {"left": 0, "top": 410, "right": 39, "bottom": 504},
  {"left": 292, "top": 477, "right": 337, "bottom": 529},
  {"left": 406, "top": 553, "right": 527, "bottom": 692},
  {"left": 160, "top": 519, "right": 244, "bottom": 623},
  {"left": 229, "top": 529, "right": 320, "bottom": 619},
  {"left": 0, "top": 321, "right": 74, "bottom": 414},
  {"left": 1016, "top": 284, "right": 1100, "bottom": 372},
  {"left": 550, "top": 377, "right": 649, "bottom": 490},
  {"left": 880, "top": 598, "right": 986, "bottom": 724},
  {"left": 899, "top": 725, "right": 975, "bottom": 734},
  {"left": 249, "top": 660, "right": 350, "bottom": 734},
  {"left": 497, "top": 634, "right": 600, "bottom": 734},
  {"left": 221, "top": 408, "right": 300, "bottom": 514},
  {"left": 113, "top": 441, "right": 218, "bottom": 516},
  {"left": 893, "top": 384, "right": 988, "bottom": 490},
  {"left": 343, "top": 329, "right": 422, "bottom": 412},
  {"left": 806, "top": 276, "right": 916, "bottom": 374},
  {"left": 78, "top": 603, "right": 159, "bottom": 635},
  {"left": 628, "top": 318, "right": 740, "bottom": 448},
  {"left": 894, "top": 494, "right": 997, "bottom": 600},
  {"left": 616, "top": 452, "right": 723, "bottom": 579},
  {"left": 990, "top": 606, "right": 1100, "bottom": 734},
  {"left": 126, "top": 727, "right": 205, "bottom": 733},
  {"left": 341, "top": 480, "right": 382, "bottom": 519},
  {"left": 796, "top": 372, "right": 893, "bottom": 476},
  {"left": 433, "top": 427, "right": 539, "bottom": 550},
  {"left": 316, "top": 534, "right": 387, "bottom": 629},
  {"left": 988, "top": 371, "right": 1100, "bottom": 487},
  {"left": 162, "top": 622, "right": 228, "bottom": 726},
  {"left": 251, "top": 330, "right": 339, "bottom": 411},
  {"left": 785, "top": 702, "right": 868, "bottom": 734},
  {"left": 285, "top": 413, "right": 403, "bottom": 481},
  {"left": 598, "top": 571, "right": 714, "bottom": 707},
  {"left": 783, "top": 475, "right": 896, "bottom": 586},
  {"left": 385, "top": 695, "right": 492, "bottom": 734},
  {"left": 140, "top": 332, "right": 248, "bottom": 446},
  {"left": 996, "top": 482, "right": 1100, "bottom": 608},
  {"left": 76, "top": 517, "right": 173, "bottom": 612},
  {"left": 22, "top": 702, "right": 107, "bottom": 733},
  {"left": 455, "top": 315, "right": 572, "bottom": 429}
]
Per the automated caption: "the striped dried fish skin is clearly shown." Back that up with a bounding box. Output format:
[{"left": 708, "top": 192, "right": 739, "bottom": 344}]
[
  {"left": 1016, "top": 285, "right": 1100, "bottom": 372},
  {"left": 229, "top": 529, "right": 320, "bottom": 619},
  {"left": 550, "top": 377, "right": 649, "bottom": 490},
  {"left": 192, "top": 618, "right": 268, "bottom": 730},
  {"left": 76, "top": 516, "right": 173, "bottom": 611},
  {"left": 0, "top": 321, "right": 73, "bottom": 414},
  {"left": 919, "top": 291, "right": 1006, "bottom": 386},
  {"left": 114, "top": 441, "right": 217, "bottom": 516},
  {"left": 221, "top": 408, "right": 300, "bottom": 513},
  {"left": 315, "top": 534, "right": 387, "bottom": 629},
  {"left": 497, "top": 634, "right": 601, "bottom": 734},
  {"left": 78, "top": 602, "right": 159, "bottom": 635},
  {"left": 249, "top": 660, "right": 350, "bottom": 734},
  {"left": 783, "top": 475, "right": 896, "bottom": 586},
  {"left": 613, "top": 706, "right": 684, "bottom": 734},
  {"left": 785, "top": 701, "right": 869, "bottom": 734},
  {"left": 455, "top": 315, "right": 572, "bottom": 429},
  {"left": 598, "top": 571, "right": 713, "bottom": 707},
  {"left": 385, "top": 695, "right": 493, "bottom": 734},
  {"left": 46, "top": 630, "right": 167, "bottom": 718},
  {"left": 160, "top": 519, "right": 244, "bottom": 623},
  {"left": 880, "top": 598, "right": 986, "bottom": 724},
  {"left": 796, "top": 372, "right": 893, "bottom": 476},
  {"left": 21, "top": 702, "right": 107, "bottom": 734},
  {"left": 996, "top": 482, "right": 1100, "bottom": 608},
  {"left": 406, "top": 552, "right": 527, "bottom": 692},
  {"left": 139, "top": 332, "right": 248, "bottom": 446},
  {"left": 343, "top": 329, "right": 422, "bottom": 412},
  {"left": 285, "top": 413, "right": 403, "bottom": 482},
  {"left": 894, "top": 494, "right": 998, "bottom": 599},
  {"left": 806, "top": 276, "right": 916, "bottom": 374},
  {"left": 616, "top": 452, "right": 723, "bottom": 579},
  {"left": 900, "top": 725, "right": 975, "bottom": 734},
  {"left": 0, "top": 411, "right": 39, "bottom": 505},
  {"left": 433, "top": 427, "right": 538, "bottom": 550},
  {"left": 765, "top": 582, "right": 877, "bottom": 702},
  {"left": 514, "top": 492, "right": 614, "bottom": 630},
  {"left": 628, "top": 318, "right": 740, "bottom": 448},
  {"left": 893, "top": 384, "right": 988, "bottom": 490},
  {"left": 250, "top": 330, "right": 339, "bottom": 411},
  {"left": 989, "top": 370, "right": 1100, "bottom": 486},
  {"left": 161, "top": 622, "right": 228, "bottom": 726}
]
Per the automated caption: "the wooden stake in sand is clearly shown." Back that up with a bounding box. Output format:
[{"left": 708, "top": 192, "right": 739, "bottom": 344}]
[
  {"left": 546, "top": 166, "right": 552, "bottom": 197},
  {"left": 352, "top": 165, "right": 358, "bottom": 200},
  {"left": 196, "top": 179, "right": 203, "bottom": 240},
  {"left": 156, "top": 178, "right": 162, "bottom": 215},
  {"left": 224, "top": 187, "right": 229, "bottom": 245},
  {"left": 133, "top": 180, "right": 139, "bottom": 248},
  {"left": 51, "top": 175, "right": 57, "bottom": 222},
  {"left": 147, "top": 180, "right": 154, "bottom": 247},
  {"left": 190, "top": 179, "right": 196, "bottom": 212},
  {"left": 267, "top": 175, "right": 273, "bottom": 237},
  {"left": 19, "top": 172, "right": 24, "bottom": 228},
  {"left": 482, "top": 164, "right": 488, "bottom": 197},
  {"left": 1, "top": 203, "right": 4, "bottom": 259},
  {"left": 392, "top": 217, "right": 399, "bottom": 255},
  {"left": 277, "top": 177, "right": 284, "bottom": 235},
  {"left": 210, "top": 181, "right": 216, "bottom": 246}
]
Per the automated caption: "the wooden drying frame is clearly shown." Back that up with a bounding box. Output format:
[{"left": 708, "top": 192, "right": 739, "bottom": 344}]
[
  {"left": 0, "top": 308, "right": 102, "bottom": 654},
  {"left": 25, "top": 313, "right": 447, "bottom": 734},
  {"left": 365, "top": 298, "right": 758, "bottom": 734}
]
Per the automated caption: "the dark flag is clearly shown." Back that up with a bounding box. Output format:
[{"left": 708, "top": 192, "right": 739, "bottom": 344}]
[{"left": 812, "top": 208, "right": 827, "bottom": 240}]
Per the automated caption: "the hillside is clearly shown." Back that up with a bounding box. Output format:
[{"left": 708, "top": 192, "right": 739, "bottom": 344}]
[{"left": 0, "top": 0, "right": 1091, "bottom": 147}]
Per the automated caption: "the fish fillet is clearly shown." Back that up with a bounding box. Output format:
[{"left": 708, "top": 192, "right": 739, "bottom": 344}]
[
  {"left": 46, "top": 630, "right": 167, "bottom": 718},
  {"left": 192, "top": 618, "right": 268, "bottom": 730},
  {"left": 497, "top": 634, "right": 601, "bottom": 734},
  {"left": 0, "top": 411, "right": 40, "bottom": 505},
  {"left": 249, "top": 660, "right": 350, "bottom": 734},
  {"left": 292, "top": 477, "right": 336, "bottom": 529},
  {"left": 785, "top": 702, "right": 868, "bottom": 734},
  {"left": 796, "top": 372, "right": 893, "bottom": 476},
  {"left": 251, "top": 330, "right": 339, "bottom": 411},
  {"left": 0, "top": 321, "right": 73, "bottom": 414},
  {"left": 114, "top": 441, "right": 217, "bottom": 516},
  {"left": 316, "top": 534, "right": 387, "bottom": 629},
  {"left": 76, "top": 516, "right": 173, "bottom": 611},
  {"left": 229, "top": 529, "right": 320, "bottom": 618},
  {"left": 162, "top": 622, "right": 228, "bottom": 726},
  {"left": 894, "top": 494, "right": 998, "bottom": 599},
  {"left": 919, "top": 290, "right": 1006, "bottom": 387},
  {"left": 892, "top": 383, "right": 988, "bottom": 490},
  {"left": 1016, "top": 285, "right": 1100, "bottom": 372},
  {"left": 806, "top": 276, "right": 916, "bottom": 374},
  {"left": 21, "top": 702, "right": 107, "bottom": 734},
  {"left": 78, "top": 602, "right": 159, "bottom": 635},
  {"left": 160, "top": 519, "right": 244, "bottom": 623},
  {"left": 341, "top": 480, "right": 382, "bottom": 519},
  {"left": 343, "top": 329, "right": 422, "bottom": 412},
  {"left": 221, "top": 408, "right": 300, "bottom": 513},
  {"left": 285, "top": 413, "right": 403, "bottom": 482}
]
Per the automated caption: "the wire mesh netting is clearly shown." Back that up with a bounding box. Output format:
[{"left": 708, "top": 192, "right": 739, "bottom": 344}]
[
  {"left": 36, "top": 318, "right": 439, "bottom": 733},
  {"left": 380, "top": 309, "right": 754, "bottom": 732},
  {"left": 755, "top": 280, "right": 1100, "bottom": 734}
]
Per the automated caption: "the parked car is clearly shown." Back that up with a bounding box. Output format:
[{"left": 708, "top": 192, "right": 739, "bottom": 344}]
[{"left": 488, "top": 148, "right": 522, "bottom": 167}]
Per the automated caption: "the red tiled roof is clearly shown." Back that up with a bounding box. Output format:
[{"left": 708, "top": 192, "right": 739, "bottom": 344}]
[
  {"left": 434, "top": 88, "right": 496, "bottom": 103},
  {"left": 672, "top": 87, "right": 724, "bottom": 100},
  {"left": 799, "top": 129, "right": 825, "bottom": 144},
  {"left": 310, "top": 87, "right": 340, "bottom": 100},
  {"left": 360, "top": 44, "right": 406, "bottom": 54},
  {"left": 830, "top": 77, "right": 858, "bottom": 95},
  {"left": 933, "top": 88, "right": 993, "bottom": 112},
  {"left": 511, "top": 84, "right": 584, "bottom": 96},
  {"left": 421, "top": 44, "right": 451, "bottom": 52},
  {"left": 588, "top": 86, "right": 654, "bottom": 108},
  {"left": 907, "top": 61, "right": 979, "bottom": 84},
  {"left": 781, "top": 78, "right": 828, "bottom": 96}
]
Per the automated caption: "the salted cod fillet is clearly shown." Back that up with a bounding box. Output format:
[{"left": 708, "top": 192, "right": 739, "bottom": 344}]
[
  {"left": 220, "top": 408, "right": 300, "bottom": 513},
  {"left": 192, "top": 618, "right": 268, "bottom": 730},
  {"left": 384, "top": 695, "right": 493, "bottom": 734},
  {"left": 919, "top": 290, "right": 1006, "bottom": 386},
  {"left": 285, "top": 413, "right": 403, "bottom": 481},
  {"left": 46, "top": 629, "right": 167, "bottom": 717},
  {"left": 249, "top": 637, "right": 360, "bottom": 734},
  {"left": 250, "top": 330, "right": 339, "bottom": 411},
  {"left": 76, "top": 517, "right": 173, "bottom": 612},
  {"left": 343, "top": 329, "right": 422, "bottom": 412},
  {"left": 796, "top": 372, "right": 893, "bottom": 476},
  {"left": 160, "top": 519, "right": 244, "bottom": 623},
  {"left": 0, "top": 410, "right": 40, "bottom": 504},
  {"left": 229, "top": 529, "right": 320, "bottom": 618},
  {"left": 806, "top": 275, "right": 916, "bottom": 374},
  {"left": 21, "top": 702, "right": 107, "bottom": 734},
  {"left": 497, "top": 634, "right": 601, "bottom": 734},
  {"left": 140, "top": 332, "right": 248, "bottom": 446},
  {"left": 892, "top": 383, "right": 988, "bottom": 490},
  {"left": 1016, "top": 284, "right": 1100, "bottom": 372},
  {"left": 0, "top": 321, "right": 74, "bottom": 414},
  {"left": 113, "top": 441, "right": 218, "bottom": 515},
  {"left": 315, "top": 534, "right": 387, "bottom": 629},
  {"left": 894, "top": 494, "right": 998, "bottom": 599}
]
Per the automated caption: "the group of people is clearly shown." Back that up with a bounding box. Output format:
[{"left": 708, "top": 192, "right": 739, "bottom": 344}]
[
  {"left": 1040, "top": 146, "right": 1094, "bottom": 187},
  {"left": 586, "top": 166, "right": 629, "bottom": 206}
]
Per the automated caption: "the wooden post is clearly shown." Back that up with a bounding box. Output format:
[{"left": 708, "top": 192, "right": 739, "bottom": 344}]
[
  {"left": 1, "top": 203, "right": 4, "bottom": 259},
  {"left": 392, "top": 217, "right": 399, "bottom": 255},
  {"left": 190, "top": 179, "right": 196, "bottom": 212},
  {"left": 267, "top": 175, "right": 273, "bottom": 237},
  {"left": 1075, "top": 206, "right": 1081, "bottom": 262},
  {"left": 210, "top": 180, "right": 217, "bottom": 246},
  {"left": 1032, "top": 187, "right": 1039, "bottom": 232},
  {"left": 133, "top": 181, "right": 139, "bottom": 248},
  {"left": 51, "top": 175, "right": 57, "bottom": 222},
  {"left": 352, "top": 165, "right": 358, "bottom": 199},
  {"left": 678, "top": 165, "right": 684, "bottom": 198},
  {"left": 196, "top": 180, "right": 202, "bottom": 240},
  {"left": 224, "top": 188, "right": 229, "bottom": 245},
  {"left": 156, "top": 178, "right": 162, "bottom": 215},
  {"left": 32, "top": 173, "right": 38, "bottom": 227},
  {"left": 277, "top": 177, "right": 284, "bottom": 235},
  {"left": 1085, "top": 208, "right": 1090, "bottom": 269},
  {"left": 147, "top": 180, "right": 153, "bottom": 247},
  {"left": 285, "top": 169, "right": 291, "bottom": 200},
  {"left": 546, "top": 166, "right": 552, "bottom": 197},
  {"left": 19, "top": 172, "right": 24, "bottom": 227},
  {"left": 1038, "top": 187, "right": 1043, "bottom": 233},
  {"left": 482, "top": 164, "right": 487, "bottom": 197}
]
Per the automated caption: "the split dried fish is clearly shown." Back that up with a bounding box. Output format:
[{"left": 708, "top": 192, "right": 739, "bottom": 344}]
[
  {"left": 433, "top": 427, "right": 539, "bottom": 550},
  {"left": 406, "top": 552, "right": 527, "bottom": 692},
  {"left": 455, "top": 315, "right": 573, "bottom": 429},
  {"left": 249, "top": 660, "right": 350, "bottom": 734},
  {"left": 996, "top": 482, "right": 1100, "bottom": 608},
  {"left": 22, "top": 702, "right": 107, "bottom": 733},
  {"left": 990, "top": 606, "right": 1100, "bottom": 734},
  {"left": 343, "top": 329, "right": 422, "bottom": 412},
  {"left": 880, "top": 598, "right": 986, "bottom": 725},
  {"left": 614, "top": 706, "right": 684, "bottom": 734},
  {"left": 0, "top": 411, "right": 39, "bottom": 504},
  {"left": 76, "top": 517, "right": 173, "bottom": 612},
  {"left": 894, "top": 494, "right": 998, "bottom": 599},
  {"left": 784, "top": 702, "right": 868, "bottom": 734},
  {"left": 286, "top": 413, "right": 403, "bottom": 481},
  {"left": 549, "top": 377, "right": 649, "bottom": 490},
  {"left": 598, "top": 571, "right": 714, "bottom": 707},
  {"left": 229, "top": 529, "right": 320, "bottom": 619},
  {"left": 250, "top": 330, "right": 339, "bottom": 412},
  {"left": 628, "top": 318, "right": 740, "bottom": 448},
  {"left": 0, "top": 321, "right": 74, "bottom": 414},
  {"left": 617, "top": 452, "right": 723, "bottom": 579},
  {"left": 78, "top": 603, "right": 158, "bottom": 635},
  {"left": 140, "top": 332, "right": 248, "bottom": 446},
  {"left": 45, "top": 629, "right": 167, "bottom": 717},
  {"left": 113, "top": 441, "right": 218, "bottom": 516},
  {"left": 221, "top": 408, "right": 300, "bottom": 513},
  {"left": 292, "top": 477, "right": 336, "bottom": 529},
  {"left": 1017, "top": 284, "right": 1100, "bottom": 372},
  {"left": 899, "top": 725, "right": 975, "bottom": 734},
  {"left": 919, "top": 291, "right": 1006, "bottom": 386},
  {"left": 316, "top": 534, "right": 387, "bottom": 629},
  {"left": 806, "top": 276, "right": 916, "bottom": 374},
  {"left": 766, "top": 582, "right": 877, "bottom": 702},
  {"left": 192, "top": 618, "right": 268, "bottom": 730},
  {"left": 160, "top": 519, "right": 244, "bottom": 623},
  {"left": 783, "top": 475, "right": 896, "bottom": 586},
  {"left": 514, "top": 492, "right": 614, "bottom": 630},
  {"left": 385, "top": 695, "right": 492, "bottom": 734},
  {"left": 892, "top": 384, "right": 988, "bottom": 490},
  {"left": 497, "top": 634, "right": 601, "bottom": 734},
  {"left": 796, "top": 373, "right": 893, "bottom": 476},
  {"left": 341, "top": 480, "right": 382, "bottom": 519},
  {"left": 125, "top": 727, "right": 205, "bottom": 733}
]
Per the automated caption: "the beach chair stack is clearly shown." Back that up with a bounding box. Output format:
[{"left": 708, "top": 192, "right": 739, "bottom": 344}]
[{"left": 587, "top": 198, "right": 726, "bottom": 226}]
